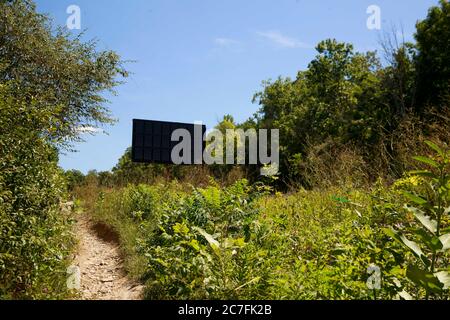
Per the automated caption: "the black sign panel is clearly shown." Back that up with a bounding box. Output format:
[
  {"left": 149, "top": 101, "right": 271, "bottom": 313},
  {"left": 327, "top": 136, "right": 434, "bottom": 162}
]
[{"left": 132, "top": 119, "right": 206, "bottom": 164}]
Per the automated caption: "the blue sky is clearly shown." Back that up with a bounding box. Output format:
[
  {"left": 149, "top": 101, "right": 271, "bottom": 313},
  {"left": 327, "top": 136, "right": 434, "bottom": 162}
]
[{"left": 34, "top": 0, "right": 438, "bottom": 173}]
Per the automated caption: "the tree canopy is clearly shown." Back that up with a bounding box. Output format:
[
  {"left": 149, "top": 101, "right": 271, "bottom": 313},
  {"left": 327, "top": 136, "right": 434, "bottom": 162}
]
[{"left": 0, "top": 0, "right": 128, "bottom": 147}]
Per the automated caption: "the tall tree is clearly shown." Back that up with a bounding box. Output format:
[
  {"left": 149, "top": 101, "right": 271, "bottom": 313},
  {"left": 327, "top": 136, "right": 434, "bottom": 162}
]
[
  {"left": 415, "top": 0, "right": 450, "bottom": 112},
  {"left": 0, "top": 0, "right": 128, "bottom": 147},
  {"left": 0, "top": 0, "right": 127, "bottom": 298}
]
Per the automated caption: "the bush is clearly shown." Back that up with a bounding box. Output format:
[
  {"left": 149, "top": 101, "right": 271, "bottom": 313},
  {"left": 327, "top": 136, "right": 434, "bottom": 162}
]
[{"left": 0, "top": 86, "right": 74, "bottom": 299}]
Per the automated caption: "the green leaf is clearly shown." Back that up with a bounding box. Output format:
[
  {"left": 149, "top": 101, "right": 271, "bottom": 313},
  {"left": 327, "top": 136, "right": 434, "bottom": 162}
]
[
  {"left": 439, "top": 233, "right": 450, "bottom": 251},
  {"left": 194, "top": 227, "right": 220, "bottom": 249},
  {"left": 400, "top": 236, "right": 425, "bottom": 260},
  {"left": 409, "top": 170, "right": 436, "bottom": 179},
  {"left": 403, "top": 192, "right": 428, "bottom": 206},
  {"left": 234, "top": 237, "right": 246, "bottom": 248},
  {"left": 425, "top": 140, "right": 444, "bottom": 158},
  {"left": 412, "top": 228, "right": 442, "bottom": 252},
  {"left": 189, "top": 239, "right": 201, "bottom": 252},
  {"left": 173, "top": 223, "right": 189, "bottom": 235},
  {"left": 383, "top": 228, "right": 427, "bottom": 263},
  {"left": 406, "top": 265, "right": 444, "bottom": 294},
  {"left": 413, "top": 156, "right": 439, "bottom": 168},
  {"left": 434, "top": 271, "right": 450, "bottom": 290},
  {"left": 405, "top": 206, "right": 437, "bottom": 234}
]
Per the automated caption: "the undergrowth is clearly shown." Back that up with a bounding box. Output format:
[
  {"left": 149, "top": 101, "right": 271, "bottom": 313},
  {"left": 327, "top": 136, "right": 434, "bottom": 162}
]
[{"left": 87, "top": 143, "right": 449, "bottom": 300}]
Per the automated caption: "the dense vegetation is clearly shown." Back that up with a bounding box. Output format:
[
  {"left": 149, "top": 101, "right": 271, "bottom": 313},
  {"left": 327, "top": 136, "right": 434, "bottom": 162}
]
[
  {"left": 81, "top": 143, "right": 449, "bottom": 300},
  {"left": 1, "top": 0, "right": 449, "bottom": 300},
  {"left": 76, "top": 0, "right": 450, "bottom": 300},
  {"left": 0, "top": 0, "right": 126, "bottom": 298}
]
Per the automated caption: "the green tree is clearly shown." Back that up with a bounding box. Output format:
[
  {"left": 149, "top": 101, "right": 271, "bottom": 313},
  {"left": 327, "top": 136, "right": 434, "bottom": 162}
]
[
  {"left": 0, "top": 0, "right": 127, "bottom": 298},
  {"left": 112, "top": 148, "right": 168, "bottom": 186},
  {"left": 0, "top": 0, "right": 128, "bottom": 146},
  {"left": 251, "top": 39, "right": 383, "bottom": 183},
  {"left": 64, "top": 169, "right": 85, "bottom": 191},
  {"left": 304, "top": 39, "right": 382, "bottom": 142},
  {"left": 415, "top": 0, "right": 450, "bottom": 112},
  {"left": 0, "top": 84, "right": 72, "bottom": 298}
]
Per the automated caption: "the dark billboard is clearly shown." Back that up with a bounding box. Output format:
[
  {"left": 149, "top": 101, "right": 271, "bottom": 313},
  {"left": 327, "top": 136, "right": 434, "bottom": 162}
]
[{"left": 132, "top": 119, "right": 206, "bottom": 164}]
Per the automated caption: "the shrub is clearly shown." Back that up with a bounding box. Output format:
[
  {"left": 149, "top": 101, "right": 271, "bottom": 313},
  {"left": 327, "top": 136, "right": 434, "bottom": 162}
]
[
  {"left": 383, "top": 141, "right": 450, "bottom": 299},
  {"left": 0, "top": 87, "right": 74, "bottom": 299}
]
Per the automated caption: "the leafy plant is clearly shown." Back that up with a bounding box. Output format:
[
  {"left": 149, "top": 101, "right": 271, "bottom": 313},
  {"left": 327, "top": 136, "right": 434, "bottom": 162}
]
[{"left": 384, "top": 141, "right": 450, "bottom": 299}]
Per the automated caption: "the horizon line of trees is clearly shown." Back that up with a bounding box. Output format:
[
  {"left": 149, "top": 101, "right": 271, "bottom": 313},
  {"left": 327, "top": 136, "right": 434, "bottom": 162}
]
[{"left": 70, "top": 0, "right": 449, "bottom": 190}]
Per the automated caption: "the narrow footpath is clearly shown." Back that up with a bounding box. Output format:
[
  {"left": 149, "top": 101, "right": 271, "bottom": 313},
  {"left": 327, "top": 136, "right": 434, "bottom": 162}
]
[{"left": 74, "top": 215, "right": 144, "bottom": 300}]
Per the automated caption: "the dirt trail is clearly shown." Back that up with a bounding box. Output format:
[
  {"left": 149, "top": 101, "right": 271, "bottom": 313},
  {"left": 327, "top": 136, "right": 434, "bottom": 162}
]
[{"left": 74, "top": 215, "right": 144, "bottom": 300}]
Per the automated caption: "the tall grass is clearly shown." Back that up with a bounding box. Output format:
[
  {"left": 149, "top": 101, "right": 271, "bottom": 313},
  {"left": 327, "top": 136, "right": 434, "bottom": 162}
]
[{"left": 81, "top": 173, "right": 449, "bottom": 300}]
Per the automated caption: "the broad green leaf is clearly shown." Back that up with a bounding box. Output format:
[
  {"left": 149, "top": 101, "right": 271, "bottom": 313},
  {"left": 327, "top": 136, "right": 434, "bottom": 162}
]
[
  {"left": 425, "top": 140, "right": 444, "bottom": 158},
  {"left": 400, "top": 236, "right": 425, "bottom": 260},
  {"left": 405, "top": 206, "right": 437, "bottom": 234},
  {"left": 409, "top": 170, "right": 436, "bottom": 179},
  {"left": 413, "top": 156, "right": 439, "bottom": 168},
  {"left": 439, "top": 233, "right": 450, "bottom": 251},
  {"left": 434, "top": 271, "right": 450, "bottom": 290},
  {"left": 403, "top": 192, "right": 428, "bottom": 206},
  {"left": 406, "top": 265, "right": 444, "bottom": 294},
  {"left": 382, "top": 228, "right": 397, "bottom": 239},
  {"left": 383, "top": 228, "right": 426, "bottom": 261},
  {"left": 194, "top": 227, "right": 220, "bottom": 248},
  {"left": 412, "top": 228, "right": 442, "bottom": 252}
]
